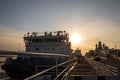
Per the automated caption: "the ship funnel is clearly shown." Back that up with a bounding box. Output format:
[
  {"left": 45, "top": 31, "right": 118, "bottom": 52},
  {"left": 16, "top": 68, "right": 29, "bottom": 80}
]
[{"left": 45, "top": 32, "right": 47, "bottom": 36}]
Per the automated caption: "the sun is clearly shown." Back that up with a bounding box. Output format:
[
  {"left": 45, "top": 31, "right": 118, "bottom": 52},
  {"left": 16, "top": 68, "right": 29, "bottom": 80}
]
[{"left": 69, "top": 33, "right": 82, "bottom": 44}]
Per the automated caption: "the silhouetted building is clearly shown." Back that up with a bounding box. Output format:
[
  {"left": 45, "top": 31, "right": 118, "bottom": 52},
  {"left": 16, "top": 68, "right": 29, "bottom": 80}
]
[{"left": 95, "top": 41, "right": 109, "bottom": 56}]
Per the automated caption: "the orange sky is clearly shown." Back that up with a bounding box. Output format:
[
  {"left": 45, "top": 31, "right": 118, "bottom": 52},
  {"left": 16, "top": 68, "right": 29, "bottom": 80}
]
[
  {"left": 0, "top": 0, "right": 120, "bottom": 55},
  {"left": 0, "top": 26, "right": 120, "bottom": 55}
]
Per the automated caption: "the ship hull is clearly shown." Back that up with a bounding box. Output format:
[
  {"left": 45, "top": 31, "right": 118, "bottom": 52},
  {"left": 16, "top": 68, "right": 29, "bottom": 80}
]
[
  {"left": 2, "top": 64, "right": 34, "bottom": 80},
  {"left": 1, "top": 56, "right": 66, "bottom": 80}
]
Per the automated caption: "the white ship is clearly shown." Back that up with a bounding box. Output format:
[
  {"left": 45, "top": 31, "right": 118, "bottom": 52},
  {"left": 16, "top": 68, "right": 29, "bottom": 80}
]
[
  {"left": 1, "top": 31, "right": 72, "bottom": 80},
  {"left": 24, "top": 31, "right": 72, "bottom": 54}
]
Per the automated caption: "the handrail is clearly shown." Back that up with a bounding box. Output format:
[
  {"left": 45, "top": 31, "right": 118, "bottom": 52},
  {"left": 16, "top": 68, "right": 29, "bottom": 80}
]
[
  {"left": 0, "top": 50, "right": 69, "bottom": 57},
  {"left": 53, "top": 63, "right": 73, "bottom": 80},
  {"left": 24, "top": 57, "right": 77, "bottom": 80},
  {"left": 53, "top": 59, "right": 77, "bottom": 80},
  {"left": 62, "top": 61, "right": 77, "bottom": 80}
]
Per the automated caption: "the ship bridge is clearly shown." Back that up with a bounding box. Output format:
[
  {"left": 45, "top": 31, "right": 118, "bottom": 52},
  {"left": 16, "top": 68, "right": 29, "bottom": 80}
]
[{"left": 0, "top": 50, "right": 120, "bottom": 80}]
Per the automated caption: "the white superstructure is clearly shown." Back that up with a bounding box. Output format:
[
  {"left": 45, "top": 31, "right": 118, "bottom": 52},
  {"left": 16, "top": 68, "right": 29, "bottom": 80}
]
[{"left": 24, "top": 31, "right": 72, "bottom": 54}]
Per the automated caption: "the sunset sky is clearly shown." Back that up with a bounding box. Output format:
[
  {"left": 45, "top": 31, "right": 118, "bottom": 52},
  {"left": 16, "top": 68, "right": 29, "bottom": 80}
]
[{"left": 0, "top": 0, "right": 120, "bottom": 54}]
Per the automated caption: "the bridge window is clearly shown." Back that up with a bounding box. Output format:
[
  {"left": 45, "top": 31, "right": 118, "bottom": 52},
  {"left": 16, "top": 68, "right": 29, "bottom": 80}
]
[
  {"left": 39, "top": 39, "right": 43, "bottom": 42},
  {"left": 52, "top": 48, "right": 55, "bottom": 51},
  {"left": 55, "top": 38, "right": 58, "bottom": 42},
  {"left": 47, "top": 39, "right": 50, "bottom": 42},
  {"left": 51, "top": 38, "right": 54, "bottom": 42},
  {"left": 35, "top": 48, "right": 39, "bottom": 51},
  {"left": 36, "top": 39, "right": 39, "bottom": 42},
  {"left": 33, "top": 39, "right": 35, "bottom": 42},
  {"left": 44, "top": 48, "right": 46, "bottom": 51},
  {"left": 28, "top": 48, "right": 31, "bottom": 51},
  {"left": 47, "top": 48, "right": 49, "bottom": 51},
  {"left": 29, "top": 39, "right": 32, "bottom": 41},
  {"left": 58, "top": 38, "right": 62, "bottom": 42},
  {"left": 44, "top": 39, "right": 47, "bottom": 42}
]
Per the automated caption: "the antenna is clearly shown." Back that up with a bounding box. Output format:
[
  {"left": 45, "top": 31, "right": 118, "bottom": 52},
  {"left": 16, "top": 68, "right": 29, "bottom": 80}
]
[{"left": 18, "top": 33, "right": 20, "bottom": 51}]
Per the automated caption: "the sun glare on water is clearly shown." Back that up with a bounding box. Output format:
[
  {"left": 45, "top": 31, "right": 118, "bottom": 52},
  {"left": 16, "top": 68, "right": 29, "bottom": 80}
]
[{"left": 69, "top": 33, "right": 82, "bottom": 44}]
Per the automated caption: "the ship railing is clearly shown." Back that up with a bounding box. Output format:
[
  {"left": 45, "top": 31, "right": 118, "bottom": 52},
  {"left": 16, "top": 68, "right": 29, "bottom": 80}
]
[
  {"left": 85, "top": 56, "right": 119, "bottom": 76},
  {"left": 35, "top": 65, "right": 68, "bottom": 73},
  {"left": 0, "top": 50, "right": 76, "bottom": 79},
  {"left": 0, "top": 50, "right": 69, "bottom": 57},
  {"left": 60, "top": 61, "right": 77, "bottom": 80},
  {"left": 24, "top": 57, "right": 77, "bottom": 80}
]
